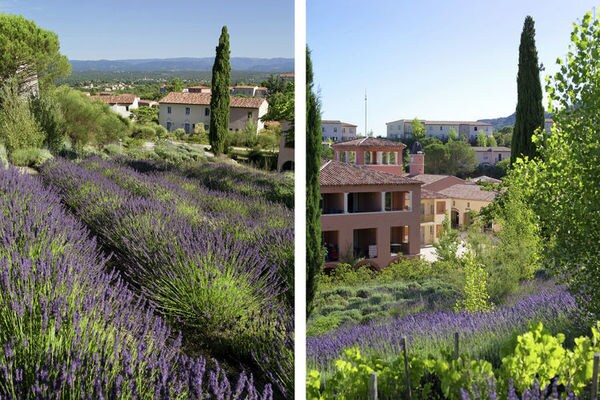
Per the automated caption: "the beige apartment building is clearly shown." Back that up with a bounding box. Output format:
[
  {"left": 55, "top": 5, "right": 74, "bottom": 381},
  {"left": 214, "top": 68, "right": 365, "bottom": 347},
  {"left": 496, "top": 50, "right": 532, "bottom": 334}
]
[
  {"left": 321, "top": 120, "right": 358, "bottom": 142},
  {"left": 158, "top": 92, "right": 268, "bottom": 134},
  {"left": 386, "top": 119, "right": 494, "bottom": 141}
]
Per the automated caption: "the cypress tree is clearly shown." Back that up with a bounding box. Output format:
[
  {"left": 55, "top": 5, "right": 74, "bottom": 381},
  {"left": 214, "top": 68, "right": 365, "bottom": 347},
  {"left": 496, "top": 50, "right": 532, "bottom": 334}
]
[
  {"left": 511, "top": 16, "right": 544, "bottom": 164},
  {"left": 209, "top": 26, "right": 230, "bottom": 155},
  {"left": 306, "top": 47, "right": 324, "bottom": 318}
]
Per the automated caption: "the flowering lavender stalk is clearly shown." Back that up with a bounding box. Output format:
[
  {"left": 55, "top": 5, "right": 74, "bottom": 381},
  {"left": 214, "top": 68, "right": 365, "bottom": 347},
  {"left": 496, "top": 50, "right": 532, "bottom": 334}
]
[
  {"left": 39, "top": 158, "right": 292, "bottom": 397},
  {"left": 0, "top": 166, "right": 272, "bottom": 399}
]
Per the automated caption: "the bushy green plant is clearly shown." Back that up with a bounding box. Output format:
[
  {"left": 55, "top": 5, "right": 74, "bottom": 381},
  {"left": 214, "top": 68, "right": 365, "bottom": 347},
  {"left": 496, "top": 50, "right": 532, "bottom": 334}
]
[
  {"left": 9, "top": 147, "right": 52, "bottom": 167},
  {"left": 131, "top": 124, "right": 157, "bottom": 140},
  {"left": 455, "top": 251, "right": 493, "bottom": 313},
  {"left": 0, "top": 79, "right": 45, "bottom": 152}
]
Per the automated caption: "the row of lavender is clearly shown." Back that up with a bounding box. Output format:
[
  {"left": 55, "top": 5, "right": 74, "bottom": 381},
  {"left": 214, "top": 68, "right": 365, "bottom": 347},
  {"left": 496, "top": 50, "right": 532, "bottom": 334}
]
[
  {"left": 308, "top": 284, "right": 584, "bottom": 373},
  {"left": 38, "top": 158, "right": 294, "bottom": 397},
  {"left": 0, "top": 166, "right": 272, "bottom": 399}
]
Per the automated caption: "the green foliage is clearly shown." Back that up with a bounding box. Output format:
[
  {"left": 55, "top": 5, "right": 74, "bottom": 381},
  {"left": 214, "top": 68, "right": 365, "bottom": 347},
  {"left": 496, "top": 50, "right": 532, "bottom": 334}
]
[
  {"left": 0, "top": 14, "right": 70, "bottom": 91},
  {"left": 29, "top": 88, "right": 66, "bottom": 152},
  {"left": 455, "top": 251, "right": 493, "bottom": 313},
  {"left": 209, "top": 26, "right": 231, "bottom": 155},
  {"left": 509, "top": 10, "right": 600, "bottom": 318},
  {"left": 307, "top": 47, "right": 324, "bottom": 318},
  {"left": 411, "top": 117, "right": 426, "bottom": 140},
  {"left": 9, "top": 147, "right": 52, "bottom": 167},
  {"left": 131, "top": 124, "right": 157, "bottom": 140},
  {"left": 448, "top": 127, "right": 459, "bottom": 142},
  {"left": 423, "top": 140, "right": 478, "bottom": 177},
  {"left": 130, "top": 105, "right": 158, "bottom": 124},
  {"left": 487, "top": 136, "right": 498, "bottom": 147},
  {"left": 55, "top": 86, "right": 129, "bottom": 148},
  {"left": 434, "top": 214, "right": 459, "bottom": 263},
  {"left": 511, "top": 16, "right": 544, "bottom": 164},
  {"left": 477, "top": 132, "right": 488, "bottom": 146},
  {"left": 0, "top": 79, "right": 45, "bottom": 152},
  {"left": 0, "top": 144, "right": 7, "bottom": 168},
  {"left": 311, "top": 322, "right": 600, "bottom": 398}
]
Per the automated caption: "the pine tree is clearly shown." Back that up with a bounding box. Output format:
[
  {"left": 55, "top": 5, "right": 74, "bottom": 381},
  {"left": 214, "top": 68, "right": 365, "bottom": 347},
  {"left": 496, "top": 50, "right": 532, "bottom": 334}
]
[
  {"left": 511, "top": 16, "right": 544, "bottom": 164},
  {"left": 306, "top": 47, "right": 324, "bottom": 318},
  {"left": 209, "top": 26, "right": 230, "bottom": 155}
]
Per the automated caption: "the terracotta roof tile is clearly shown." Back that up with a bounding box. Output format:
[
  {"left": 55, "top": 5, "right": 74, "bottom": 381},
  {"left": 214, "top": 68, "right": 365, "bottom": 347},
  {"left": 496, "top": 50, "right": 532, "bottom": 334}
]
[
  {"left": 90, "top": 94, "right": 137, "bottom": 104},
  {"left": 421, "top": 188, "right": 449, "bottom": 199},
  {"left": 333, "top": 137, "right": 406, "bottom": 149},
  {"left": 471, "top": 146, "right": 511, "bottom": 152},
  {"left": 437, "top": 184, "right": 497, "bottom": 202},
  {"left": 320, "top": 160, "right": 422, "bottom": 186},
  {"left": 159, "top": 92, "right": 266, "bottom": 108}
]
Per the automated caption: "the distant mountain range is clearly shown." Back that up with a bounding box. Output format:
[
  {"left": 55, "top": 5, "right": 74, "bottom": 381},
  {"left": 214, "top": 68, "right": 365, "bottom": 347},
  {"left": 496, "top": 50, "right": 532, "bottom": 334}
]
[
  {"left": 478, "top": 112, "right": 552, "bottom": 131},
  {"left": 69, "top": 57, "right": 294, "bottom": 73}
]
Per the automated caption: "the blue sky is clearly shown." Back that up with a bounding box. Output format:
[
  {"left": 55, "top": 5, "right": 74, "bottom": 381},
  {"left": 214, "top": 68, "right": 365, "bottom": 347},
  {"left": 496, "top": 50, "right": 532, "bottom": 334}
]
[
  {"left": 308, "top": 0, "right": 599, "bottom": 136},
  {"left": 0, "top": 0, "right": 294, "bottom": 59}
]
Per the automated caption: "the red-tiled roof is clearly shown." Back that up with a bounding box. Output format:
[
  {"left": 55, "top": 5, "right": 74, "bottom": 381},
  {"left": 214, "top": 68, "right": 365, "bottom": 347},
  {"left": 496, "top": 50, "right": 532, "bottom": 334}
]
[
  {"left": 90, "top": 94, "right": 137, "bottom": 104},
  {"left": 471, "top": 146, "right": 511, "bottom": 152},
  {"left": 421, "top": 188, "right": 449, "bottom": 199},
  {"left": 159, "top": 92, "right": 266, "bottom": 109},
  {"left": 187, "top": 85, "right": 210, "bottom": 89},
  {"left": 333, "top": 137, "right": 406, "bottom": 149},
  {"left": 471, "top": 176, "right": 501, "bottom": 184},
  {"left": 437, "top": 184, "right": 497, "bottom": 202},
  {"left": 320, "top": 160, "right": 422, "bottom": 186}
]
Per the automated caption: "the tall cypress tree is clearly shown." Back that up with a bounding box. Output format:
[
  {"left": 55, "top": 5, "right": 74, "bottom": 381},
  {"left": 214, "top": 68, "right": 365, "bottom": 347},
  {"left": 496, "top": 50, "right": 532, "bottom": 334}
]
[
  {"left": 306, "top": 47, "right": 324, "bottom": 318},
  {"left": 511, "top": 16, "right": 544, "bottom": 164},
  {"left": 209, "top": 26, "right": 230, "bottom": 156}
]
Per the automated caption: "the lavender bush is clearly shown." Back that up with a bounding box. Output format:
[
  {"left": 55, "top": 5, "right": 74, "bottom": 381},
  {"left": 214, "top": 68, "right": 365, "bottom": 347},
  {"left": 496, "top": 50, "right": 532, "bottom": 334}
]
[
  {"left": 0, "top": 166, "right": 272, "bottom": 399},
  {"left": 308, "top": 285, "right": 583, "bottom": 373},
  {"left": 39, "top": 158, "right": 293, "bottom": 397}
]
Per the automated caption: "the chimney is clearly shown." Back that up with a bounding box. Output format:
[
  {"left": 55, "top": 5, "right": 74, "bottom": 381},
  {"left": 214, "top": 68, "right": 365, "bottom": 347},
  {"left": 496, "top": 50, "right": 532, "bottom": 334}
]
[{"left": 409, "top": 141, "right": 425, "bottom": 175}]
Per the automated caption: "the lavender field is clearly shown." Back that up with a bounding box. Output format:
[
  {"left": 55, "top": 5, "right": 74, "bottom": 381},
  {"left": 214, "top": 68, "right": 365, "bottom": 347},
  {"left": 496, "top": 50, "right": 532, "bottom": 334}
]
[
  {"left": 307, "top": 284, "right": 585, "bottom": 374},
  {"left": 0, "top": 157, "right": 293, "bottom": 399}
]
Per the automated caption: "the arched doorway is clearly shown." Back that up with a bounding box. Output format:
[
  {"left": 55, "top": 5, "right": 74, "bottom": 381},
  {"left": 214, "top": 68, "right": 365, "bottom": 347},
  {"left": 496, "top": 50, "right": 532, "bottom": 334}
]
[{"left": 451, "top": 208, "right": 460, "bottom": 229}]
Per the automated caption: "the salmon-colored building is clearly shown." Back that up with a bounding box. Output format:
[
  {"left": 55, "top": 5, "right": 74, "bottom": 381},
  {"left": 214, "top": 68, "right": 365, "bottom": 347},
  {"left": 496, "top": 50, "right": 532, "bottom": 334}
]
[{"left": 320, "top": 159, "right": 423, "bottom": 270}]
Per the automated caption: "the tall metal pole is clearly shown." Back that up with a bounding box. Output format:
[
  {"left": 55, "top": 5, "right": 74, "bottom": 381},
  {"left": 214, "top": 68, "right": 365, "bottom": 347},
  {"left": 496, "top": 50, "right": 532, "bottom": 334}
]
[{"left": 365, "top": 90, "right": 368, "bottom": 136}]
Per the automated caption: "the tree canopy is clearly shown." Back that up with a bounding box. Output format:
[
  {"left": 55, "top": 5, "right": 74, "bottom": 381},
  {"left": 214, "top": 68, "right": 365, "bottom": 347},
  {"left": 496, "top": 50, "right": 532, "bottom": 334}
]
[
  {"left": 209, "top": 26, "right": 231, "bottom": 155},
  {"left": 0, "top": 14, "right": 70, "bottom": 92},
  {"left": 510, "top": 10, "right": 600, "bottom": 316},
  {"left": 511, "top": 16, "right": 544, "bottom": 164}
]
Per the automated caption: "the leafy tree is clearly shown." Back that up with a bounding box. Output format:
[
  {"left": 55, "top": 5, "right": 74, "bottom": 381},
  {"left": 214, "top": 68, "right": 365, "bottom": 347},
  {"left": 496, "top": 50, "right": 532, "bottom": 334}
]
[
  {"left": 510, "top": 11, "right": 600, "bottom": 316},
  {"left": 411, "top": 117, "right": 426, "bottom": 140},
  {"left": 130, "top": 106, "right": 158, "bottom": 125},
  {"left": 476, "top": 131, "right": 488, "bottom": 146},
  {"left": 510, "top": 16, "right": 544, "bottom": 164},
  {"left": 434, "top": 214, "right": 459, "bottom": 263},
  {"left": 423, "top": 142, "right": 448, "bottom": 173},
  {"left": 448, "top": 127, "right": 459, "bottom": 142},
  {"left": 306, "top": 47, "right": 324, "bottom": 318},
  {"left": 0, "top": 79, "right": 45, "bottom": 152},
  {"left": 55, "top": 86, "right": 129, "bottom": 148},
  {"left": 209, "top": 26, "right": 231, "bottom": 155},
  {"left": 166, "top": 78, "right": 184, "bottom": 93},
  {"left": 0, "top": 14, "right": 70, "bottom": 92},
  {"left": 454, "top": 251, "right": 492, "bottom": 313},
  {"left": 29, "top": 88, "right": 66, "bottom": 152},
  {"left": 446, "top": 140, "right": 478, "bottom": 177},
  {"left": 487, "top": 136, "right": 498, "bottom": 147}
]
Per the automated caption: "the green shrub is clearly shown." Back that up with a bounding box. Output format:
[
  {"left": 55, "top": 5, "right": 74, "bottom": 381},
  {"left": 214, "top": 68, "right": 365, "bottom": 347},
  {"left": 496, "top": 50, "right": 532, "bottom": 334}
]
[
  {"left": 103, "top": 143, "right": 124, "bottom": 156},
  {"left": 132, "top": 124, "right": 157, "bottom": 140},
  {"left": 10, "top": 147, "right": 53, "bottom": 167},
  {"left": 0, "top": 79, "right": 45, "bottom": 152},
  {"left": 308, "top": 315, "right": 343, "bottom": 336}
]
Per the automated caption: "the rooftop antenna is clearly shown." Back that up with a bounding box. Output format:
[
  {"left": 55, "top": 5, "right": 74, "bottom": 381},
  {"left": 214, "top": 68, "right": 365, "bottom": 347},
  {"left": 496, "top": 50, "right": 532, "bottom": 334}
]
[{"left": 364, "top": 89, "right": 368, "bottom": 136}]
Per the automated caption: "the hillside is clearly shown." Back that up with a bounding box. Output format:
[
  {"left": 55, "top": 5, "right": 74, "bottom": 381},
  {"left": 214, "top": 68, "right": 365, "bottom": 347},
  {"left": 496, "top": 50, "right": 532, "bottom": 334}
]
[
  {"left": 478, "top": 111, "right": 552, "bottom": 131},
  {"left": 70, "top": 57, "right": 294, "bottom": 73}
]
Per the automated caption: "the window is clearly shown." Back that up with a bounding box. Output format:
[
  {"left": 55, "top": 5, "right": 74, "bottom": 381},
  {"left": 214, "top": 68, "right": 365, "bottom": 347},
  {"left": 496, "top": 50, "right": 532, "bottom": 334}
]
[
  {"left": 247, "top": 112, "right": 252, "bottom": 119},
  {"left": 204, "top": 124, "right": 209, "bottom": 131},
  {"left": 452, "top": 200, "right": 456, "bottom": 206},
  {"left": 474, "top": 126, "right": 478, "bottom": 131},
  {"left": 430, "top": 204, "right": 434, "bottom": 214},
  {"left": 343, "top": 128, "right": 346, "bottom": 133},
  {"left": 167, "top": 106, "right": 172, "bottom": 114},
  {"left": 205, "top": 108, "right": 210, "bottom": 116},
  {"left": 467, "top": 202, "right": 470, "bottom": 208},
  {"left": 420, "top": 203, "right": 425, "bottom": 215},
  {"left": 166, "top": 121, "right": 172, "bottom": 131},
  {"left": 185, "top": 107, "right": 190, "bottom": 115},
  {"left": 184, "top": 123, "right": 191, "bottom": 134},
  {"left": 498, "top": 154, "right": 502, "bottom": 161},
  {"left": 333, "top": 127, "right": 337, "bottom": 132},
  {"left": 440, "top": 126, "right": 443, "bottom": 130},
  {"left": 126, "top": 106, "right": 129, "bottom": 112},
  {"left": 322, "top": 127, "right": 325, "bottom": 132}
]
